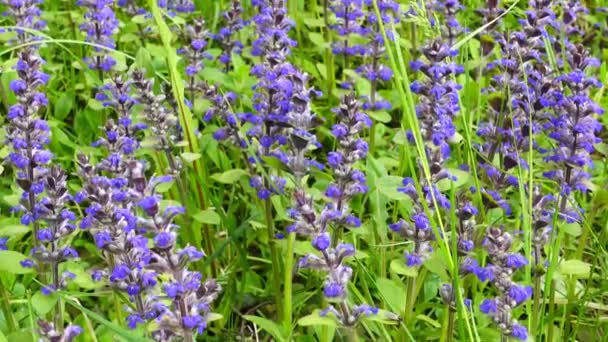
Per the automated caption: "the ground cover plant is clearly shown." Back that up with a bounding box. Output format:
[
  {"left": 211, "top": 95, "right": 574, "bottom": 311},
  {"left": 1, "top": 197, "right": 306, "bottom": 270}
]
[{"left": 0, "top": 0, "right": 607, "bottom": 341}]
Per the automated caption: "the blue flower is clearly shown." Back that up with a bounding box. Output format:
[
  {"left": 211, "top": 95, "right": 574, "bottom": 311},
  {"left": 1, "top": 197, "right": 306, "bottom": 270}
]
[
  {"left": 312, "top": 233, "right": 331, "bottom": 251},
  {"left": 77, "top": 0, "right": 118, "bottom": 71},
  {"left": 505, "top": 253, "right": 528, "bottom": 269},
  {"left": 323, "top": 282, "right": 345, "bottom": 298},
  {"left": 480, "top": 299, "right": 497, "bottom": 314},
  {"left": 511, "top": 323, "right": 528, "bottom": 340}
]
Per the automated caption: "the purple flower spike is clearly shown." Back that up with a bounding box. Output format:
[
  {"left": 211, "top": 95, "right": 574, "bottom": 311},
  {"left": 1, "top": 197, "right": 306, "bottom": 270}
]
[{"left": 77, "top": 0, "right": 118, "bottom": 72}]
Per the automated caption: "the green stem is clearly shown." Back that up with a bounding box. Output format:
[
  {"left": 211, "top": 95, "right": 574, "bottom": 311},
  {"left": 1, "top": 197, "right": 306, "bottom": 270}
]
[
  {"left": 0, "top": 279, "right": 16, "bottom": 333},
  {"left": 532, "top": 245, "right": 542, "bottom": 331},
  {"left": 283, "top": 232, "right": 295, "bottom": 334},
  {"left": 404, "top": 276, "right": 417, "bottom": 324},
  {"left": 264, "top": 198, "right": 283, "bottom": 321},
  {"left": 446, "top": 308, "right": 455, "bottom": 342}
]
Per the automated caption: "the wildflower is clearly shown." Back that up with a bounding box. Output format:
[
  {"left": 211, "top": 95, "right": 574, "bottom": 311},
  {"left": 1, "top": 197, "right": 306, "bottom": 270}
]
[
  {"left": 213, "top": 0, "right": 246, "bottom": 71},
  {"left": 77, "top": 0, "right": 119, "bottom": 72},
  {"left": 357, "top": 0, "right": 400, "bottom": 111},
  {"left": 291, "top": 94, "right": 390, "bottom": 329},
  {"left": 179, "top": 17, "right": 212, "bottom": 87},
  {"left": 476, "top": 227, "right": 531, "bottom": 340},
  {"left": 1, "top": 0, "right": 46, "bottom": 43},
  {"left": 131, "top": 69, "right": 183, "bottom": 175},
  {"left": 329, "top": 0, "right": 368, "bottom": 61},
  {"left": 38, "top": 320, "right": 83, "bottom": 342}
]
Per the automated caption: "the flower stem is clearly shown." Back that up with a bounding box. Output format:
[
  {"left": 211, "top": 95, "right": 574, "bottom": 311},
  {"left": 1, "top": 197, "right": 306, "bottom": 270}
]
[
  {"left": 264, "top": 198, "right": 283, "bottom": 321},
  {"left": 0, "top": 279, "right": 16, "bottom": 332},
  {"left": 283, "top": 232, "right": 295, "bottom": 334},
  {"left": 404, "top": 276, "right": 416, "bottom": 323},
  {"left": 532, "top": 245, "right": 542, "bottom": 331},
  {"left": 446, "top": 308, "right": 455, "bottom": 342}
]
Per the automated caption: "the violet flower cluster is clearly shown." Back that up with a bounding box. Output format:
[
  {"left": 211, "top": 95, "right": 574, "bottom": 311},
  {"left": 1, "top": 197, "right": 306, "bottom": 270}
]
[
  {"left": 1, "top": 0, "right": 46, "bottom": 42},
  {"left": 390, "top": 0, "right": 464, "bottom": 267},
  {"left": 75, "top": 69, "right": 221, "bottom": 337},
  {"left": 4, "top": 3, "right": 83, "bottom": 338},
  {"left": 463, "top": 227, "right": 531, "bottom": 340},
  {"left": 475, "top": 1, "right": 557, "bottom": 218},
  {"left": 543, "top": 43, "right": 603, "bottom": 220},
  {"left": 158, "top": 0, "right": 194, "bottom": 14},
  {"left": 213, "top": 0, "right": 246, "bottom": 71},
  {"left": 131, "top": 69, "right": 184, "bottom": 176},
  {"left": 356, "top": 0, "right": 400, "bottom": 111},
  {"left": 77, "top": 0, "right": 119, "bottom": 72},
  {"left": 7, "top": 49, "right": 79, "bottom": 296},
  {"left": 38, "top": 320, "right": 83, "bottom": 342},
  {"left": 293, "top": 93, "right": 383, "bottom": 327},
  {"left": 243, "top": 0, "right": 297, "bottom": 199},
  {"left": 77, "top": 154, "right": 161, "bottom": 329},
  {"left": 178, "top": 16, "right": 212, "bottom": 99},
  {"left": 329, "top": 0, "right": 368, "bottom": 63}
]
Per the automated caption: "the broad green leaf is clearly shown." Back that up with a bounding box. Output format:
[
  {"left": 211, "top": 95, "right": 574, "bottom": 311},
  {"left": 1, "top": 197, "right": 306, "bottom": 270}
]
[
  {"left": 53, "top": 92, "right": 74, "bottom": 121},
  {"left": 297, "top": 310, "right": 338, "bottom": 327},
  {"left": 192, "top": 209, "right": 221, "bottom": 225},
  {"left": 423, "top": 254, "right": 449, "bottom": 281},
  {"left": 562, "top": 223, "right": 582, "bottom": 237},
  {"left": 211, "top": 169, "right": 248, "bottom": 184},
  {"left": 243, "top": 315, "right": 285, "bottom": 340},
  {"left": 367, "top": 110, "right": 392, "bottom": 123},
  {"left": 559, "top": 259, "right": 591, "bottom": 278},
  {"left": 416, "top": 314, "right": 441, "bottom": 328},
  {"left": 32, "top": 291, "right": 58, "bottom": 315},
  {"left": 65, "top": 299, "right": 152, "bottom": 342},
  {"left": 362, "top": 309, "right": 401, "bottom": 325},
  {"left": 181, "top": 152, "right": 201, "bottom": 163},
  {"left": 375, "top": 176, "right": 410, "bottom": 201},
  {"left": 0, "top": 224, "right": 29, "bottom": 236},
  {"left": 437, "top": 168, "right": 471, "bottom": 191},
  {"left": 134, "top": 47, "right": 153, "bottom": 71},
  {"left": 6, "top": 332, "right": 33, "bottom": 342},
  {"left": 308, "top": 32, "right": 326, "bottom": 49},
  {"left": 390, "top": 259, "right": 418, "bottom": 277},
  {"left": 0, "top": 251, "right": 35, "bottom": 274},
  {"left": 132, "top": 14, "right": 148, "bottom": 24},
  {"left": 376, "top": 277, "right": 406, "bottom": 314}
]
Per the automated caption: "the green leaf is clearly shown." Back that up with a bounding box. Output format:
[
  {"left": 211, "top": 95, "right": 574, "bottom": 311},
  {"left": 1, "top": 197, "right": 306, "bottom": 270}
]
[
  {"left": 181, "top": 152, "right": 201, "bottom": 163},
  {"left": 192, "top": 209, "right": 221, "bottom": 225},
  {"left": 437, "top": 168, "right": 471, "bottom": 191},
  {"left": 390, "top": 259, "right": 418, "bottom": 277},
  {"left": 65, "top": 299, "right": 152, "bottom": 342},
  {"left": 562, "top": 222, "right": 582, "bottom": 237},
  {"left": 375, "top": 176, "right": 410, "bottom": 201},
  {"left": 362, "top": 309, "right": 401, "bottom": 325},
  {"left": 6, "top": 332, "right": 33, "bottom": 342},
  {"left": 0, "top": 330, "right": 7, "bottom": 342},
  {"left": 32, "top": 291, "right": 58, "bottom": 315},
  {"left": 376, "top": 277, "right": 406, "bottom": 314},
  {"left": 423, "top": 254, "right": 449, "bottom": 281},
  {"left": 53, "top": 92, "right": 74, "bottom": 121},
  {"left": 559, "top": 259, "right": 591, "bottom": 278},
  {"left": 211, "top": 169, "right": 248, "bottom": 184},
  {"left": 132, "top": 14, "right": 148, "bottom": 24},
  {"left": 134, "top": 47, "right": 153, "bottom": 71},
  {"left": 367, "top": 110, "right": 392, "bottom": 123},
  {"left": 297, "top": 310, "right": 338, "bottom": 327},
  {"left": 0, "top": 224, "right": 29, "bottom": 236},
  {"left": 308, "top": 32, "right": 326, "bottom": 49},
  {"left": 0, "top": 251, "right": 35, "bottom": 274},
  {"left": 415, "top": 314, "right": 441, "bottom": 328},
  {"left": 243, "top": 315, "right": 285, "bottom": 340}
]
